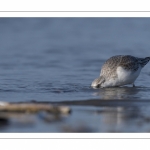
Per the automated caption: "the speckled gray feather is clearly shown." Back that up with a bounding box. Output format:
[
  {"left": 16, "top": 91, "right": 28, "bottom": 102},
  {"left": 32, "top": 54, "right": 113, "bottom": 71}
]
[
  {"left": 91, "top": 55, "right": 150, "bottom": 88},
  {"left": 100, "top": 55, "right": 150, "bottom": 80}
]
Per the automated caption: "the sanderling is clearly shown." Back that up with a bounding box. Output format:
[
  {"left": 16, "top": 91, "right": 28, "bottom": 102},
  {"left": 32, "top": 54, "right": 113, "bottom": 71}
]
[{"left": 91, "top": 55, "right": 150, "bottom": 88}]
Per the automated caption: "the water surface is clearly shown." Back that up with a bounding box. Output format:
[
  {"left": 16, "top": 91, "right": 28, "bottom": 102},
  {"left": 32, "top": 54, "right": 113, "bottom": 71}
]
[{"left": 0, "top": 18, "right": 150, "bottom": 132}]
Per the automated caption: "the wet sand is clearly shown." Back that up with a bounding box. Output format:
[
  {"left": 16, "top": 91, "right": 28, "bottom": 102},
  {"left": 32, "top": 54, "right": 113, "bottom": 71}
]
[{"left": 0, "top": 98, "right": 150, "bottom": 132}]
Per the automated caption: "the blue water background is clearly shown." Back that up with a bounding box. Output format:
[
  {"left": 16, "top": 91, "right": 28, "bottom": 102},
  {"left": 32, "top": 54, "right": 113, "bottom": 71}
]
[{"left": 0, "top": 18, "right": 150, "bottom": 102}]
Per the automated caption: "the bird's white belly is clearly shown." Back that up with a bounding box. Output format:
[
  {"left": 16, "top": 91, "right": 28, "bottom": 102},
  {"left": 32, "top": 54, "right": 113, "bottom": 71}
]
[{"left": 101, "top": 66, "right": 141, "bottom": 87}]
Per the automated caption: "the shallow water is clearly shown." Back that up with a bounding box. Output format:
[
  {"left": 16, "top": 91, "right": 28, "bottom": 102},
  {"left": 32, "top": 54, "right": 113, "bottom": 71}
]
[{"left": 0, "top": 18, "right": 150, "bottom": 132}]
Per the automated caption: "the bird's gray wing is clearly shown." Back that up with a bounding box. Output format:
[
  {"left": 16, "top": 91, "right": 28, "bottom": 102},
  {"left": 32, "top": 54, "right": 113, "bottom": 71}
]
[{"left": 119, "top": 55, "right": 139, "bottom": 71}]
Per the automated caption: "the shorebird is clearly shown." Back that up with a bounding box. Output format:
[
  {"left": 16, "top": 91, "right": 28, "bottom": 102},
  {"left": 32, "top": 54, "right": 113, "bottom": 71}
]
[{"left": 91, "top": 55, "right": 150, "bottom": 88}]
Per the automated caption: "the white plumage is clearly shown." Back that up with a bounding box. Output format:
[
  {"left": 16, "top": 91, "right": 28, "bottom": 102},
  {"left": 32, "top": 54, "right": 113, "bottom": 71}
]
[{"left": 91, "top": 55, "right": 150, "bottom": 88}]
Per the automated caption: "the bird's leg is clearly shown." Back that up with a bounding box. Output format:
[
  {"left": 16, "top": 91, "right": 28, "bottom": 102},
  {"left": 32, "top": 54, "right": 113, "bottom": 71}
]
[{"left": 132, "top": 83, "right": 135, "bottom": 87}]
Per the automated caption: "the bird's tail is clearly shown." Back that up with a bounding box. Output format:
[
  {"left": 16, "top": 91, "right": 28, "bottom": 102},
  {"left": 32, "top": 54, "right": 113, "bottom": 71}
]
[{"left": 139, "top": 57, "right": 150, "bottom": 67}]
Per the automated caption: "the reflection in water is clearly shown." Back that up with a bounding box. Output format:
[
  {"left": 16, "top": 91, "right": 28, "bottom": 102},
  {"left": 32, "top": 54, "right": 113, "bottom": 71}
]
[
  {"left": 93, "top": 87, "right": 141, "bottom": 99},
  {"left": 54, "top": 98, "right": 150, "bottom": 132},
  {"left": 99, "top": 106, "right": 141, "bottom": 132}
]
